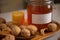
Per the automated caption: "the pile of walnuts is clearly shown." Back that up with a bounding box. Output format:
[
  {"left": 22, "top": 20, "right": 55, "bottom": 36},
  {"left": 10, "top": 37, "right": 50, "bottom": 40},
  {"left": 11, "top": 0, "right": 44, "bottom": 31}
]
[
  {"left": 0, "top": 17, "right": 58, "bottom": 40},
  {"left": 0, "top": 17, "right": 38, "bottom": 40}
]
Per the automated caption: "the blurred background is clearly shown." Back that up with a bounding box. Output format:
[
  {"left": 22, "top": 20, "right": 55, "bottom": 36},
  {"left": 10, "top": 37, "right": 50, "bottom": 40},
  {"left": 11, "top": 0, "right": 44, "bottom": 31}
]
[{"left": 0, "top": 0, "right": 60, "bottom": 13}]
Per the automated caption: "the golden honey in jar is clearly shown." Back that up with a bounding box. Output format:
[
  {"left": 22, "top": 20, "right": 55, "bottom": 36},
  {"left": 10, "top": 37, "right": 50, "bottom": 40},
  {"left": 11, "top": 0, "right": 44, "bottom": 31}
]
[
  {"left": 12, "top": 11, "right": 24, "bottom": 25},
  {"left": 27, "top": 0, "right": 53, "bottom": 30}
]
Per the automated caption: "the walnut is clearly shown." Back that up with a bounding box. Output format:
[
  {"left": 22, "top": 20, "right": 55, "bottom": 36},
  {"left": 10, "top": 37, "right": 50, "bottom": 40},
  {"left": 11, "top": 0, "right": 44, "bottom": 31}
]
[
  {"left": 21, "top": 29, "right": 31, "bottom": 37},
  {"left": 27, "top": 25, "right": 38, "bottom": 35},
  {"left": 6, "top": 22, "right": 13, "bottom": 27},
  {"left": 48, "top": 23, "right": 57, "bottom": 32},
  {"left": 10, "top": 25, "right": 21, "bottom": 36},
  {"left": 6, "top": 22, "right": 17, "bottom": 27},
  {"left": 0, "top": 24, "right": 11, "bottom": 34},
  {"left": 0, "top": 17, "right": 6, "bottom": 24},
  {"left": 4, "top": 34, "right": 15, "bottom": 40},
  {"left": 2, "top": 27, "right": 11, "bottom": 33},
  {"left": 40, "top": 28, "right": 48, "bottom": 35},
  {"left": 0, "top": 24, "right": 7, "bottom": 29},
  {"left": 19, "top": 25, "right": 27, "bottom": 29}
]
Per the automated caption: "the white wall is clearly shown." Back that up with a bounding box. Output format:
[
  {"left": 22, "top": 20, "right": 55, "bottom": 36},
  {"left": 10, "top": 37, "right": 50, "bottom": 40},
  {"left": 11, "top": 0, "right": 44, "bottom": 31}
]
[{"left": 53, "top": 4, "right": 60, "bottom": 23}]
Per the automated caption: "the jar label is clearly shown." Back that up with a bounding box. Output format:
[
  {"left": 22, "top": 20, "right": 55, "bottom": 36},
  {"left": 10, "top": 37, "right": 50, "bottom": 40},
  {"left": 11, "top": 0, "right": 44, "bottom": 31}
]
[{"left": 32, "top": 13, "right": 52, "bottom": 24}]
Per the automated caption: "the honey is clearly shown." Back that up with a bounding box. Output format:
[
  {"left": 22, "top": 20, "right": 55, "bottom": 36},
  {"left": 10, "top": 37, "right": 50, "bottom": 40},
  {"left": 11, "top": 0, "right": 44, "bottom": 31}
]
[
  {"left": 27, "top": 0, "right": 53, "bottom": 30},
  {"left": 12, "top": 11, "right": 24, "bottom": 25}
]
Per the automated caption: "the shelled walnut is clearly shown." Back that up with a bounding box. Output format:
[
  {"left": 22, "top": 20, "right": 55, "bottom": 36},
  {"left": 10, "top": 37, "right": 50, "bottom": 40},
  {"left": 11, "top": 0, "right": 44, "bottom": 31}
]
[{"left": 40, "top": 28, "right": 48, "bottom": 35}]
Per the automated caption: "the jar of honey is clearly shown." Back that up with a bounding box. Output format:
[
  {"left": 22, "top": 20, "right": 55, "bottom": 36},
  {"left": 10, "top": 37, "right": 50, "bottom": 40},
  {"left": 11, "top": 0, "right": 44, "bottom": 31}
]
[
  {"left": 12, "top": 11, "right": 24, "bottom": 25},
  {"left": 27, "top": 0, "right": 53, "bottom": 30}
]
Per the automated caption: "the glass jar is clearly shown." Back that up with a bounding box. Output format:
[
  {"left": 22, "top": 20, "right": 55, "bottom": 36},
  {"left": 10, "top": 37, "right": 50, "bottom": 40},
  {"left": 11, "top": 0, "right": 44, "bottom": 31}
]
[
  {"left": 27, "top": 0, "right": 53, "bottom": 31},
  {"left": 12, "top": 11, "right": 24, "bottom": 25}
]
